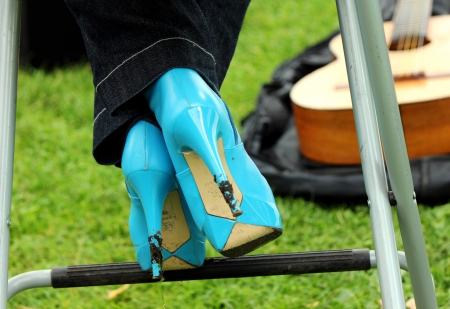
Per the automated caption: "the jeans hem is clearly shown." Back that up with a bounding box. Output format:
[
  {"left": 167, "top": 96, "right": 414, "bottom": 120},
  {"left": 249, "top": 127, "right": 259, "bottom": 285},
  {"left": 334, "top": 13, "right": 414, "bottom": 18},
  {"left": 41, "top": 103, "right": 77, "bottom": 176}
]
[{"left": 94, "top": 37, "right": 218, "bottom": 117}]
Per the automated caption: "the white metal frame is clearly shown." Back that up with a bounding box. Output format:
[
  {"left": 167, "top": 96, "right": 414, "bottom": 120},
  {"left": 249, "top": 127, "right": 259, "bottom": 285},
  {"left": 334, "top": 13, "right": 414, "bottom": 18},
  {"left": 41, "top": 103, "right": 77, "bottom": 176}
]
[
  {"left": 336, "top": 1, "right": 437, "bottom": 307},
  {"left": 0, "top": 0, "right": 21, "bottom": 307},
  {"left": 0, "top": 0, "right": 438, "bottom": 308}
]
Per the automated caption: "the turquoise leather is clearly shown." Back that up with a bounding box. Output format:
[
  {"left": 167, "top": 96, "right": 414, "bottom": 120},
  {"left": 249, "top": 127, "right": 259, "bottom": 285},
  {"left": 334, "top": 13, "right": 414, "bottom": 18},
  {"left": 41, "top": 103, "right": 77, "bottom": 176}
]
[
  {"left": 122, "top": 121, "right": 206, "bottom": 277},
  {"left": 144, "top": 68, "right": 283, "bottom": 256}
]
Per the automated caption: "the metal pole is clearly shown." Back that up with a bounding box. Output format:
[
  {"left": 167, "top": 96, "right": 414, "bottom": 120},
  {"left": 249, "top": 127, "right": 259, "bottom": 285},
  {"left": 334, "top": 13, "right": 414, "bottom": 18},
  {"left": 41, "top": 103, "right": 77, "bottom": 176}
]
[
  {"left": 0, "top": 0, "right": 21, "bottom": 308},
  {"left": 354, "top": 0, "right": 438, "bottom": 308},
  {"left": 8, "top": 270, "right": 52, "bottom": 301},
  {"left": 335, "top": 1, "right": 404, "bottom": 307},
  {"left": 49, "top": 250, "right": 371, "bottom": 288},
  {"left": 369, "top": 250, "right": 409, "bottom": 272}
]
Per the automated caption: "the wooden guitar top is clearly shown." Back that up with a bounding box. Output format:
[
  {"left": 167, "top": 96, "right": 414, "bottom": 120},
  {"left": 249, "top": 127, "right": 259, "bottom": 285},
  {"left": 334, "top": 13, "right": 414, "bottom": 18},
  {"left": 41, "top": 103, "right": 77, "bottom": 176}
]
[
  {"left": 291, "top": 15, "right": 450, "bottom": 110},
  {"left": 290, "top": 15, "right": 450, "bottom": 165}
]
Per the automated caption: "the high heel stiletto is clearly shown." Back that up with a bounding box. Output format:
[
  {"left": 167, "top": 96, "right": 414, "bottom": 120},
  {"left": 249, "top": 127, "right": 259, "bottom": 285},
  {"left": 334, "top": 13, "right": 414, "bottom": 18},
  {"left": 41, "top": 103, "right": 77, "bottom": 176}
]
[
  {"left": 122, "top": 121, "right": 206, "bottom": 279},
  {"left": 144, "top": 68, "right": 282, "bottom": 257}
]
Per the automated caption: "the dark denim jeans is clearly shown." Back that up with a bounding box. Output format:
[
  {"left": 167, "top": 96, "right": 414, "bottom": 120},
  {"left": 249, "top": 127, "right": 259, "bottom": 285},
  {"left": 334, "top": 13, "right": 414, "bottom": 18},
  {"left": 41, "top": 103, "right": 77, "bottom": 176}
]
[{"left": 64, "top": 0, "right": 250, "bottom": 165}]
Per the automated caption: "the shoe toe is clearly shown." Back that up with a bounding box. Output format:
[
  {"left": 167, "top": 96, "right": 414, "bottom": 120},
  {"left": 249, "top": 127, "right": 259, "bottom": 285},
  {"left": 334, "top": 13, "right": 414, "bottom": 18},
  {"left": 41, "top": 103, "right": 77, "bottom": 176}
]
[
  {"left": 172, "top": 237, "right": 206, "bottom": 267},
  {"left": 237, "top": 196, "right": 283, "bottom": 229},
  {"left": 162, "top": 236, "right": 205, "bottom": 269},
  {"left": 203, "top": 215, "right": 236, "bottom": 251}
]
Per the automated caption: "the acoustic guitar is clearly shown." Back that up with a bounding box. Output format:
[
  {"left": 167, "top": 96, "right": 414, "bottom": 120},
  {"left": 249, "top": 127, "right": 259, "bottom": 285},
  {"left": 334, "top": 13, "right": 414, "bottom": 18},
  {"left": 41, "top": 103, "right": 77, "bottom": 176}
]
[{"left": 290, "top": 0, "right": 450, "bottom": 165}]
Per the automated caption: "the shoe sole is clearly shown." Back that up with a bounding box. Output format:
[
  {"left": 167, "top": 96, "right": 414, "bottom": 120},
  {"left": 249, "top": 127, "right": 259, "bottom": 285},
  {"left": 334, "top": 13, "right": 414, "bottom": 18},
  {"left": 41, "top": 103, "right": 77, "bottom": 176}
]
[{"left": 184, "top": 138, "right": 281, "bottom": 255}]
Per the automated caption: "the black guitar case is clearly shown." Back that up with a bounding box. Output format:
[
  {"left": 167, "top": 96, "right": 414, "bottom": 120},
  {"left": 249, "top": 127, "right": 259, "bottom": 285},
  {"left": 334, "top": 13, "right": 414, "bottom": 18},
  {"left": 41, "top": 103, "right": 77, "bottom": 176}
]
[{"left": 241, "top": 0, "right": 450, "bottom": 205}]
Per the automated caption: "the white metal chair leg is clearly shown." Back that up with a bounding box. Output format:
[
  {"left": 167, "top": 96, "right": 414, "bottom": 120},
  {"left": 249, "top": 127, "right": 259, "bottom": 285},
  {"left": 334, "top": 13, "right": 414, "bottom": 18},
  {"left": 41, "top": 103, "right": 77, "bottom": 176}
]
[
  {"left": 335, "top": 1, "right": 405, "bottom": 307},
  {"left": 336, "top": 0, "right": 438, "bottom": 308},
  {"left": 0, "top": 0, "right": 22, "bottom": 308}
]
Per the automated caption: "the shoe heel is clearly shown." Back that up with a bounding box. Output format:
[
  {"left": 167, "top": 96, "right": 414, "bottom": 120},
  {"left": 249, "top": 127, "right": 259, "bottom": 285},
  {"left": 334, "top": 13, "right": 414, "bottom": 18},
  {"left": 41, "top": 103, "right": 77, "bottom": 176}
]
[
  {"left": 173, "top": 106, "right": 242, "bottom": 217},
  {"left": 124, "top": 121, "right": 206, "bottom": 277},
  {"left": 127, "top": 170, "right": 175, "bottom": 279},
  {"left": 127, "top": 172, "right": 207, "bottom": 276}
]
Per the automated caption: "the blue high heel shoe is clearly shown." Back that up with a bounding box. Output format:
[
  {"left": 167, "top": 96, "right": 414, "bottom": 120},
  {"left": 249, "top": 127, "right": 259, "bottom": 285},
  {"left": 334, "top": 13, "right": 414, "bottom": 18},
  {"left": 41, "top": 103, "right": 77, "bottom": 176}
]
[
  {"left": 144, "top": 68, "right": 282, "bottom": 257},
  {"left": 122, "top": 121, "right": 206, "bottom": 279}
]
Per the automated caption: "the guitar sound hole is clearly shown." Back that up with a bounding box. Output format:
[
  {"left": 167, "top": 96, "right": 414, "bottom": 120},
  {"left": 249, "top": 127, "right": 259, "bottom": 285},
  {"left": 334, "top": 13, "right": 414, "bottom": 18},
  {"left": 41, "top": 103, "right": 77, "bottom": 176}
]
[
  {"left": 389, "top": 36, "right": 431, "bottom": 51},
  {"left": 393, "top": 72, "right": 426, "bottom": 82}
]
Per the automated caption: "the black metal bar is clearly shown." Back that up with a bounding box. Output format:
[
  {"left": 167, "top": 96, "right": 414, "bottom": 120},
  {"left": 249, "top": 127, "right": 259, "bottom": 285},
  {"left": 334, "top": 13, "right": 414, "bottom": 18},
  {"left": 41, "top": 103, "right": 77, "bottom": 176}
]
[{"left": 51, "top": 249, "right": 371, "bottom": 288}]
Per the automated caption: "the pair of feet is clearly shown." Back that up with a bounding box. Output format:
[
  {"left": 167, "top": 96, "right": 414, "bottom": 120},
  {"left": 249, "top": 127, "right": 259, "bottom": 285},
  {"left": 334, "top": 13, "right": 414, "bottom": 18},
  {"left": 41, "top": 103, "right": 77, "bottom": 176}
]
[{"left": 122, "top": 69, "right": 283, "bottom": 279}]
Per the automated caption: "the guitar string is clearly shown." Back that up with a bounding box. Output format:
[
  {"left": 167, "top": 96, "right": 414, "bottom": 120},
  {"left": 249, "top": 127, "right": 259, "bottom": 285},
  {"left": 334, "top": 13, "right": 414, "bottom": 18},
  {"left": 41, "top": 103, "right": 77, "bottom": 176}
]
[
  {"left": 394, "top": 1, "right": 406, "bottom": 54},
  {"left": 413, "top": 0, "right": 432, "bottom": 78},
  {"left": 409, "top": 0, "right": 431, "bottom": 78},
  {"left": 406, "top": 0, "right": 423, "bottom": 77},
  {"left": 408, "top": 1, "right": 419, "bottom": 77},
  {"left": 396, "top": 0, "right": 429, "bottom": 79},
  {"left": 395, "top": 0, "right": 410, "bottom": 78}
]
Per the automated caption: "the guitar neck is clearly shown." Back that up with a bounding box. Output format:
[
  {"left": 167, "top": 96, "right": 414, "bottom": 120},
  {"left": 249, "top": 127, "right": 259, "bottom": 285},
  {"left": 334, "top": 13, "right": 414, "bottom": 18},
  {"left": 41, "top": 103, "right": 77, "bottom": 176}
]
[{"left": 389, "top": 0, "right": 433, "bottom": 50}]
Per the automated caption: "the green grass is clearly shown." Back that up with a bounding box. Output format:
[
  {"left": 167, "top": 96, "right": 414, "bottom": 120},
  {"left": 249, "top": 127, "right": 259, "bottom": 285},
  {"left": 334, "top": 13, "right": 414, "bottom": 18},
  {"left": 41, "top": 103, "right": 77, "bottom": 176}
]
[{"left": 7, "top": 1, "right": 450, "bottom": 308}]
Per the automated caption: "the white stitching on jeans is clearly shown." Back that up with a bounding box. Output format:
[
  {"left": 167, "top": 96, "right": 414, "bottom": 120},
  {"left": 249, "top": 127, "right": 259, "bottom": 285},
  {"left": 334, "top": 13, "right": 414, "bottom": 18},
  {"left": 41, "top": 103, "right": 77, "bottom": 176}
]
[
  {"left": 95, "top": 37, "right": 216, "bottom": 92},
  {"left": 93, "top": 108, "right": 106, "bottom": 125}
]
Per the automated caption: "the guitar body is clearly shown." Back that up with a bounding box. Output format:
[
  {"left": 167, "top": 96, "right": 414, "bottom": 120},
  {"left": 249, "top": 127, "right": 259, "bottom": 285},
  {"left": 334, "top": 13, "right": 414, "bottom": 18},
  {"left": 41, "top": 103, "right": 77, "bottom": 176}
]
[{"left": 291, "top": 15, "right": 450, "bottom": 165}]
